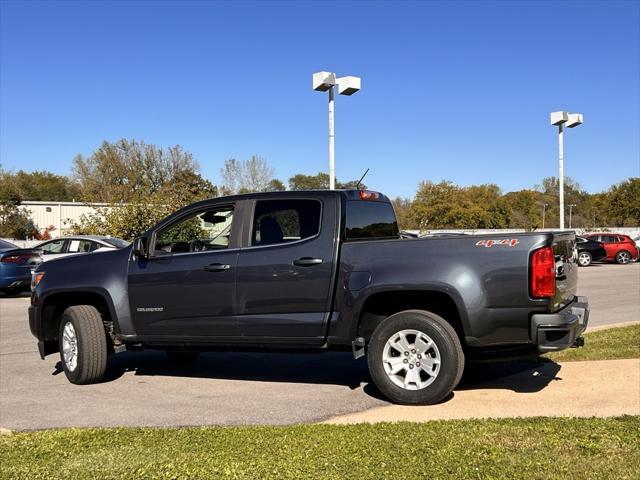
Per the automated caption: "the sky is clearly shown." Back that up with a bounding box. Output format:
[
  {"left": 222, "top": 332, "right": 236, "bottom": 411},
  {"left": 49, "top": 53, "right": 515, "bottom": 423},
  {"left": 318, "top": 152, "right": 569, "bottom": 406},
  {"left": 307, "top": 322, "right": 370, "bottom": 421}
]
[{"left": 1, "top": 0, "right": 639, "bottom": 199}]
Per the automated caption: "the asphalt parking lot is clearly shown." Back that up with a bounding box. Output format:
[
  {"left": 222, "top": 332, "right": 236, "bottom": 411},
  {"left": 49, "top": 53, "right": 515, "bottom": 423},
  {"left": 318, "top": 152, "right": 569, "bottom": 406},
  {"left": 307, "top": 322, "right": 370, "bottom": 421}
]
[{"left": 1, "top": 263, "right": 638, "bottom": 431}]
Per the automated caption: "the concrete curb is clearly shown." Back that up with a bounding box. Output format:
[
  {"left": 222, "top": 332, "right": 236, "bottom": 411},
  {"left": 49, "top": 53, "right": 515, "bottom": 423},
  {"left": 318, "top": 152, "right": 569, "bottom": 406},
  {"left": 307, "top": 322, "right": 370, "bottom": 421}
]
[
  {"left": 325, "top": 358, "right": 640, "bottom": 424},
  {"left": 0, "top": 427, "right": 12, "bottom": 436},
  {"left": 587, "top": 321, "right": 639, "bottom": 332}
]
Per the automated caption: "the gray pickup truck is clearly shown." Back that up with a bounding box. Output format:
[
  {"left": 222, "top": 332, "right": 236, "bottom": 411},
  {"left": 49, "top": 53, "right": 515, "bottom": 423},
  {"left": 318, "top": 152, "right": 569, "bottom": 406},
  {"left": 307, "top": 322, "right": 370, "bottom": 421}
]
[{"left": 29, "top": 189, "right": 589, "bottom": 404}]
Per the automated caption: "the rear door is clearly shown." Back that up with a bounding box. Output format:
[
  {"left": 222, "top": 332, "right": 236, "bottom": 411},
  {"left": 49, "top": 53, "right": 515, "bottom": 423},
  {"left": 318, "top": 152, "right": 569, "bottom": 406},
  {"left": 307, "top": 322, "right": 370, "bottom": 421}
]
[
  {"left": 598, "top": 235, "right": 618, "bottom": 259},
  {"left": 235, "top": 194, "right": 338, "bottom": 341}
]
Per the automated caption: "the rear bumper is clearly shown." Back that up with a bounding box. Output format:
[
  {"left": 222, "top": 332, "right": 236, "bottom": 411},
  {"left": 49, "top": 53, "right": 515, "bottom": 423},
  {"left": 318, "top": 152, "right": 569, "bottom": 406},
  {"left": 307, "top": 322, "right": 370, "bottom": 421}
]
[{"left": 531, "top": 296, "right": 589, "bottom": 353}]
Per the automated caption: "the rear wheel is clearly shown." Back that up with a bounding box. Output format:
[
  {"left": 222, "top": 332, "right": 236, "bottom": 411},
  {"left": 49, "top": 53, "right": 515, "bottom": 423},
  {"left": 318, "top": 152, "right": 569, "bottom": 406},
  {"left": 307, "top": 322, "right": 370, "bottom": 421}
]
[
  {"left": 58, "top": 305, "right": 108, "bottom": 385},
  {"left": 577, "top": 251, "right": 592, "bottom": 267},
  {"left": 616, "top": 250, "right": 632, "bottom": 264},
  {"left": 367, "top": 310, "right": 464, "bottom": 405}
]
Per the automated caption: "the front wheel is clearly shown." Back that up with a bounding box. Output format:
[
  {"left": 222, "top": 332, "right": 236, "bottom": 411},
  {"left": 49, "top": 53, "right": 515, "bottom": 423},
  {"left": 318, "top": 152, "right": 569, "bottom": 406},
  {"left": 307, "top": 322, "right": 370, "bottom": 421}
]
[
  {"left": 58, "top": 305, "right": 108, "bottom": 385},
  {"left": 616, "top": 250, "right": 632, "bottom": 264},
  {"left": 578, "top": 251, "right": 592, "bottom": 267},
  {"left": 367, "top": 310, "right": 465, "bottom": 405}
]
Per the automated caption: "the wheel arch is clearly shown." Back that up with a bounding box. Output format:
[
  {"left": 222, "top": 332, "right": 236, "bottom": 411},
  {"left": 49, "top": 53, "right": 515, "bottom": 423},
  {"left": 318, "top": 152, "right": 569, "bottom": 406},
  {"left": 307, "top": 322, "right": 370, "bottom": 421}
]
[
  {"left": 39, "top": 289, "right": 116, "bottom": 343},
  {"left": 356, "top": 289, "right": 468, "bottom": 347}
]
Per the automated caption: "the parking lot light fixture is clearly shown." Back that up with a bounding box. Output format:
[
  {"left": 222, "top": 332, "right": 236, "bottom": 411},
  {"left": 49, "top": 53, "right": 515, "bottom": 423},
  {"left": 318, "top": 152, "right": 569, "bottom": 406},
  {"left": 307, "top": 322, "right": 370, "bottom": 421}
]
[
  {"left": 313, "top": 71, "right": 361, "bottom": 190},
  {"left": 550, "top": 111, "right": 583, "bottom": 229}
]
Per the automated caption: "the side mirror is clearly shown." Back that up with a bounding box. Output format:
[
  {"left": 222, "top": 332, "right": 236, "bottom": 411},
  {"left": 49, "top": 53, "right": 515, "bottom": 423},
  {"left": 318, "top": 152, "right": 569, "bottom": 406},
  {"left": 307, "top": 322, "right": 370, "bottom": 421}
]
[{"left": 132, "top": 236, "right": 149, "bottom": 259}]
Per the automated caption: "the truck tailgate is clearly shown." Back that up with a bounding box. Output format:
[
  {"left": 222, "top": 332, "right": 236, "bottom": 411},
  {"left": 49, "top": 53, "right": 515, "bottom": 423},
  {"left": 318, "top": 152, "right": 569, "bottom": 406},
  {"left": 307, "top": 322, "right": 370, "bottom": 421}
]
[{"left": 551, "top": 232, "right": 578, "bottom": 312}]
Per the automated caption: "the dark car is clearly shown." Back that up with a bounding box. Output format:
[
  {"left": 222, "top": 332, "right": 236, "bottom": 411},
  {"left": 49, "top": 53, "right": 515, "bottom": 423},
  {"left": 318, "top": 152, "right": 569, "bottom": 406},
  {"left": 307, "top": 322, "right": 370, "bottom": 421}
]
[
  {"left": 0, "top": 239, "right": 42, "bottom": 294},
  {"left": 29, "top": 190, "right": 588, "bottom": 405},
  {"left": 575, "top": 236, "right": 607, "bottom": 267}
]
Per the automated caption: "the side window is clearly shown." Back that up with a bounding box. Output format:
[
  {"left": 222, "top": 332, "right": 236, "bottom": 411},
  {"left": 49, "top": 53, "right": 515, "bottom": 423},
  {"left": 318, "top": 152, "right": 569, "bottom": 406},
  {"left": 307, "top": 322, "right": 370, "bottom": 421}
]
[
  {"left": 345, "top": 201, "right": 399, "bottom": 240},
  {"left": 251, "top": 199, "right": 321, "bottom": 246},
  {"left": 67, "top": 240, "right": 94, "bottom": 253},
  {"left": 155, "top": 206, "right": 234, "bottom": 254},
  {"left": 40, "top": 239, "right": 65, "bottom": 254}
]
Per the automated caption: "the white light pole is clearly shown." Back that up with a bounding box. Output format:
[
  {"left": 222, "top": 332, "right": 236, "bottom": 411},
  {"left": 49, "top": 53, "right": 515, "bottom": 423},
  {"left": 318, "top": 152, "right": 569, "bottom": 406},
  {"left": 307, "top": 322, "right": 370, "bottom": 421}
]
[
  {"left": 568, "top": 204, "right": 576, "bottom": 228},
  {"left": 542, "top": 203, "right": 549, "bottom": 229},
  {"left": 550, "top": 111, "right": 583, "bottom": 229},
  {"left": 313, "top": 71, "right": 361, "bottom": 190}
]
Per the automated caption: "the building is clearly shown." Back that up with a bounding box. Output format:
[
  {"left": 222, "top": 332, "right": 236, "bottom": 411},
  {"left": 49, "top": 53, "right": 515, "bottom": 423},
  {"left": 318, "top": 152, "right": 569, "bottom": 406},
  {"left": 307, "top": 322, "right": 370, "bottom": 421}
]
[{"left": 20, "top": 201, "right": 112, "bottom": 238}]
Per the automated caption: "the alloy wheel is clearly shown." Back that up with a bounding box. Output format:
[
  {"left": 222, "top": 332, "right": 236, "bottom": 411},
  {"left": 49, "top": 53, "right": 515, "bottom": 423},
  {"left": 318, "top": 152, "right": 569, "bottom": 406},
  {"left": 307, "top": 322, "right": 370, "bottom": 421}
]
[{"left": 382, "top": 329, "right": 441, "bottom": 390}]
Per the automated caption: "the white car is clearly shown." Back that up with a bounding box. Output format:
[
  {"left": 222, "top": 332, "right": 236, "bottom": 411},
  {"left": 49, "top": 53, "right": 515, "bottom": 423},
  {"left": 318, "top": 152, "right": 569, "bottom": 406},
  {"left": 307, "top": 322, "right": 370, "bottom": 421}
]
[{"left": 36, "top": 235, "right": 130, "bottom": 262}]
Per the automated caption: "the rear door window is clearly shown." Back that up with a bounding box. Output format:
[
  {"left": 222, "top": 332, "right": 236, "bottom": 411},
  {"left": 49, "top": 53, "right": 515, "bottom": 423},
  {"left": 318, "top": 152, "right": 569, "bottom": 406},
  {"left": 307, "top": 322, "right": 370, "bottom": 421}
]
[
  {"left": 345, "top": 201, "right": 399, "bottom": 240},
  {"left": 67, "top": 239, "right": 96, "bottom": 253},
  {"left": 251, "top": 199, "right": 321, "bottom": 246}
]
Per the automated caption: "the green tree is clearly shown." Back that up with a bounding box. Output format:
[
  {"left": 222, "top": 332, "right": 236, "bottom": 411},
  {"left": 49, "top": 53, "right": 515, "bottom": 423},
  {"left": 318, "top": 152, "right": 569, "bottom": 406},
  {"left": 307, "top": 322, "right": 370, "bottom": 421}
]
[
  {"left": 408, "top": 181, "right": 510, "bottom": 230},
  {"left": 0, "top": 170, "right": 81, "bottom": 202},
  {"left": 73, "top": 139, "right": 201, "bottom": 203},
  {"left": 391, "top": 197, "right": 415, "bottom": 230},
  {"left": 288, "top": 172, "right": 366, "bottom": 190},
  {"left": 607, "top": 178, "right": 640, "bottom": 227},
  {"left": 69, "top": 140, "right": 218, "bottom": 239},
  {"left": 504, "top": 189, "right": 541, "bottom": 230}
]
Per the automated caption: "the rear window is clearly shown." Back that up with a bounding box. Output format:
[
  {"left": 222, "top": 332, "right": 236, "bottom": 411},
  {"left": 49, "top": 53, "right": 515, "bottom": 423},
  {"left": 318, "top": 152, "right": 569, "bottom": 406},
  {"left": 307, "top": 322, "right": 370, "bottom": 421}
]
[
  {"left": 102, "top": 238, "right": 130, "bottom": 248},
  {"left": 345, "top": 201, "right": 399, "bottom": 240}
]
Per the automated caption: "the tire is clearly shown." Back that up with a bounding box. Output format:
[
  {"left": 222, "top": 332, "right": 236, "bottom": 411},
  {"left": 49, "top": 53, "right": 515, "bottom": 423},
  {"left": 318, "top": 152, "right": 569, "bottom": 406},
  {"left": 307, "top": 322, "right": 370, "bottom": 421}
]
[
  {"left": 165, "top": 350, "right": 200, "bottom": 366},
  {"left": 616, "top": 250, "right": 632, "bottom": 265},
  {"left": 367, "top": 309, "right": 465, "bottom": 405},
  {"left": 58, "top": 305, "right": 108, "bottom": 385},
  {"left": 577, "top": 251, "right": 592, "bottom": 267}
]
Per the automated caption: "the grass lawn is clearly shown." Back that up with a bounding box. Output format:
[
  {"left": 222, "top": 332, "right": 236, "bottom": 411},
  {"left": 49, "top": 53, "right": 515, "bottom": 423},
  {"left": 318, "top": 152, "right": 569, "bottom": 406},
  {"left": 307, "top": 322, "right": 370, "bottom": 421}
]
[
  {"left": 544, "top": 324, "right": 639, "bottom": 362},
  {"left": 1, "top": 417, "right": 639, "bottom": 479}
]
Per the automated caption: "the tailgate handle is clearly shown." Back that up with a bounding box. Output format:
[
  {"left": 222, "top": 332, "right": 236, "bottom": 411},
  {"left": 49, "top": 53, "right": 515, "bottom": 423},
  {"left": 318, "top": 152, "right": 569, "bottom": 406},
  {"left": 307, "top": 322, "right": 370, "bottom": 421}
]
[
  {"left": 203, "top": 263, "right": 231, "bottom": 272},
  {"left": 293, "top": 257, "right": 323, "bottom": 267}
]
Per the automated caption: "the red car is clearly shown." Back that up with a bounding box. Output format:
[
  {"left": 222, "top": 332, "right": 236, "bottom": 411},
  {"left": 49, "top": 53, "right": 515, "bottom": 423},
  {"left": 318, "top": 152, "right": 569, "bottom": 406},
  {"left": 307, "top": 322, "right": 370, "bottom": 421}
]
[{"left": 585, "top": 233, "right": 639, "bottom": 264}]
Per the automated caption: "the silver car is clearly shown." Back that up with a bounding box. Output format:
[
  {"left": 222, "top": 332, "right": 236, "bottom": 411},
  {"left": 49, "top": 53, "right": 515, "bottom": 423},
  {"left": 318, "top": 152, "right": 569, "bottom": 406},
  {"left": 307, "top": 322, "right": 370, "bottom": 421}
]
[{"left": 36, "top": 235, "right": 130, "bottom": 262}]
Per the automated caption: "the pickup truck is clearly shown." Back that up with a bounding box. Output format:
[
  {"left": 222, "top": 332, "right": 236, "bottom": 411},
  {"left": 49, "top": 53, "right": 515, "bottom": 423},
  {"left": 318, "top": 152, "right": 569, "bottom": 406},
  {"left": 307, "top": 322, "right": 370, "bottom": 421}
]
[{"left": 29, "top": 190, "right": 589, "bottom": 405}]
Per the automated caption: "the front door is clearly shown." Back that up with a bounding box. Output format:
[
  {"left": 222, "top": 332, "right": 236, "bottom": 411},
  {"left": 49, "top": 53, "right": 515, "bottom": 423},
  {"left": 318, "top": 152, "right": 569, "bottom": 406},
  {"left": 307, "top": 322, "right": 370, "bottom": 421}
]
[
  {"left": 128, "top": 203, "right": 240, "bottom": 338},
  {"left": 235, "top": 196, "right": 337, "bottom": 341}
]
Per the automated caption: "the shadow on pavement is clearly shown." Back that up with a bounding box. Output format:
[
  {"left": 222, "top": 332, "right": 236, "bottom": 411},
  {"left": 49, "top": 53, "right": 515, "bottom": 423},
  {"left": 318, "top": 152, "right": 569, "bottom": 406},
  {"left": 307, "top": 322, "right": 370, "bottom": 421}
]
[{"left": 57, "top": 349, "right": 562, "bottom": 401}]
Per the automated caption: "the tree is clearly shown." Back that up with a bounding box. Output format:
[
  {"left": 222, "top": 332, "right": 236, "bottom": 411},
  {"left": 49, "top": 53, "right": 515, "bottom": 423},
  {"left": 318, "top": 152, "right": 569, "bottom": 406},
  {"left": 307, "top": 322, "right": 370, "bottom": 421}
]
[
  {"left": 0, "top": 203, "right": 38, "bottom": 239},
  {"left": 607, "top": 178, "right": 640, "bottom": 227},
  {"left": 265, "top": 179, "right": 286, "bottom": 191},
  {"left": 288, "top": 172, "right": 367, "bottom": 190},
  {"left": 69, "top": 140, "right": 218, "bottom": 239},
  {"left": 220, "top": 156, "right": 278, "bottom": 194},
  {"left": 408, "top": 181, "right": 510, "bottom": 230},
  {"left": 504, "top": 189, "right": 541, "bottom": 230},
  {"left": 73, "top": 139, "right": 201, "bottom": 203},
  {"left": 0, "top": 168, "right": 38, "bottom": 239},
  {"left": 0, "top": 170, "right": 81, "bottom": 201},
  {"left": 391, "top": 197, "right": 415, "bottom": 230}
]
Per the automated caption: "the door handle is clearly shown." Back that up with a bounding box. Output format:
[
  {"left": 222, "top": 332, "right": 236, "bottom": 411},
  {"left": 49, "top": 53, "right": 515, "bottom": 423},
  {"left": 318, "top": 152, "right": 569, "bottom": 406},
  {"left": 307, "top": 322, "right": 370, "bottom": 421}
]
[
  {"left": 203, "top": 263, "right": 231, "bottom": 272},
  {"left": 293, "top": 257, "right": 323, "bottom": 267}
]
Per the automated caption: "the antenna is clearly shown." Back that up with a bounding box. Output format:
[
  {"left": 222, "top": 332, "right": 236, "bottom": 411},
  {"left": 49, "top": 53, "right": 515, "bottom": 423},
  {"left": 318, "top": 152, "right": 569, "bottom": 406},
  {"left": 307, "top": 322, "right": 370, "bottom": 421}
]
[{"left": 356, "top": 168, "right": 370, "bottom": 190}]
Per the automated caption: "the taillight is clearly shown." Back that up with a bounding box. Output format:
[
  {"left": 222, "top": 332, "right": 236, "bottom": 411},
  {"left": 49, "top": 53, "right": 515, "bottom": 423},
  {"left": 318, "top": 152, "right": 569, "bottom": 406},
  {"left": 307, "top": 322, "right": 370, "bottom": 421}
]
[
  {"left": 1, "top": 254, "right": 38, "bottom": 264},
  {"left": 358, "top": 190, "right": 380, "bottom": 200},
  {"left": 530, "top": 246, "right": 556, "bottom": 298},
  {"left": 2, "top": 255, "right": 25, "bottom": 264}
]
